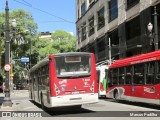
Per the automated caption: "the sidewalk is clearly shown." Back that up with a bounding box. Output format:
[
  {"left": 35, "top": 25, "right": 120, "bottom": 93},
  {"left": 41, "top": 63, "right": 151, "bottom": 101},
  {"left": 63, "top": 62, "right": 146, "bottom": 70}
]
[
  {"left": 0, "top": 90, "right": 47, "bottom": 119},
  {"left": 0, "top": 90, "right": 41, "bottom": 111}
]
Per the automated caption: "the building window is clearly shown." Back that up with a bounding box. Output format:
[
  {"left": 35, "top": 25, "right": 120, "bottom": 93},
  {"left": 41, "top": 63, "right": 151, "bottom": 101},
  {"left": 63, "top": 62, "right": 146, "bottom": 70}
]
[
  {"left": 127, "top": 0, "right": 140, "bottom": 9},
  {"left": 97, "top": 7, "right": 105, "bottom": 30},
  {"left": 108, "top": 0, "right": 118, "bottom": 21},
  {"left": 108, "top": 29, "right": 119, "bottom": 45},
  {"left": 88, "top": 16, "right": 95, "bottom": 36},
  {"left": 81, "top": 2, "right": 86, "bottom": 16},
  {"left": 77, "top": 28, "right": 80, "bottom": 44},
  {"left": 126, "top": 16, "right": 140, "bottom": 40},
  {"left": 81, "top": 22, "right": 86, "bottom": 41}
]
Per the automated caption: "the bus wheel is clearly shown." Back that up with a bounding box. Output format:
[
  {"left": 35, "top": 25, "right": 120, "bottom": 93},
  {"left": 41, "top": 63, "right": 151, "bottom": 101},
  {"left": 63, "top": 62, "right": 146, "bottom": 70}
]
[
  {"left": 30, "top": 92, "right": 32, "bottom": 99},
  {"left": 41, "top": 94, "right": 44, "bottom": 109},
  {"left": 114, "top": 91, "right": 119, "bottom": 102}
]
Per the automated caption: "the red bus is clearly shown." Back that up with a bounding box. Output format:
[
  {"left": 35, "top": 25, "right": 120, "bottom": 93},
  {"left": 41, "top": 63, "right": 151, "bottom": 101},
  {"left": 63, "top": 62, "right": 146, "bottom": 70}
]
[
  {"left": 106, "top": 50, "right": 160, "bottom": 105},
  {"left": 29, "top": 52, "right": 98, "bottom": 109}
]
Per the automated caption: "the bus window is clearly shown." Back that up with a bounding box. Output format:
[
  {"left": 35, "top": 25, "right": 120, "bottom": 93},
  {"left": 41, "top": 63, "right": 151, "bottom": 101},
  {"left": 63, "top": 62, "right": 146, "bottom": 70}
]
[
  {"left": 107, "top": 70, "right": 112, "bottom": 87},
  {"left": 112, "top": 69, "right": 118, "bottom": 85},
  {"left": 146, "top": 62, "right": 154, "bottom": 84},
  {"left": 119, "top": 67, "right": 125, "bottom": 85},
  {"left": 134, "top": 64, "right": 144, "bottom": 85},
  {"left": 54, "top": 55, "right": 91, "bottom": 78},
  {"left": 125, "top": 66, "right": 132, "bottom": 85}
]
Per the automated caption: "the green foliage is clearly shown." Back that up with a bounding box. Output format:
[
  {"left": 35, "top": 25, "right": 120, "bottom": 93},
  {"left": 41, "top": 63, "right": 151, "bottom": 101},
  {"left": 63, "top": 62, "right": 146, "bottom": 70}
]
[
  {"left": 37, "top": 30, "right": 76, "bottom": 59},
  {"left": 0, "top": 9, "right": 38, "bottom": 83},
  {"left": 0, "top": 9, "right": 76, "bottom": 83}
]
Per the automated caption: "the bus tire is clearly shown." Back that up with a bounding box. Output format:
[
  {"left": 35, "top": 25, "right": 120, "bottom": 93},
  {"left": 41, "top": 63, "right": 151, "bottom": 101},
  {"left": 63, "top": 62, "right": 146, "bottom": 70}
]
[
  {"left": 30, "top": 92, "right": 32, "bottom": 99},
  {"left": 41, "top": 93, "right": 44, "bottom": 109},
  {"left": 114, "top": 90, "right": 119, "bottom": 102}
]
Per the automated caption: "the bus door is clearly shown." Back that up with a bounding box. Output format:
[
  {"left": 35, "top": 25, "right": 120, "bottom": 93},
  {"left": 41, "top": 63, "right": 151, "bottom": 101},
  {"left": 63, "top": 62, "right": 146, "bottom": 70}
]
[
  {"left": 33, "top": 77, "right": 38, "bottom": 102},
  {"left": 96, "top": 69, "right": 100, "bottom": 91}
]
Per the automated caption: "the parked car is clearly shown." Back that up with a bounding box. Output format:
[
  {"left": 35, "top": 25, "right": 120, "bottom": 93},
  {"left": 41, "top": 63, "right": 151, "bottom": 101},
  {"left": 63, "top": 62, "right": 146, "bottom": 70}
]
[{"left": 16, "top": 83, "right": 23, "bottom": 90}]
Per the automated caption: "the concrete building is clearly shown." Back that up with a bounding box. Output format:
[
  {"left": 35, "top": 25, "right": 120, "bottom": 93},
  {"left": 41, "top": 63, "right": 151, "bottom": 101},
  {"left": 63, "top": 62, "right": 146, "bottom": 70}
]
[
  {"left": 76, "top": 0, "right": 160, "bottom": 62},
  {"left": 39, "top": 31, "right": 52, "bottom": 39}
]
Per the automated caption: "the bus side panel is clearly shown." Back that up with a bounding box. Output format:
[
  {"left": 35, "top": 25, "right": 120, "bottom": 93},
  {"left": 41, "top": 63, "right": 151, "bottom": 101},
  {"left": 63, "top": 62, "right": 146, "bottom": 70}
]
[{"left": 91, "top": 53, "right": 98, "bottom": 93}]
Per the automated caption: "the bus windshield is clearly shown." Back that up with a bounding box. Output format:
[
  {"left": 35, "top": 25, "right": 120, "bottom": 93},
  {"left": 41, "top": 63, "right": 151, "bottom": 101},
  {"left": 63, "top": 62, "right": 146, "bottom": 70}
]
[{"left": 54, "top": 55, "right": 91, "bottom": 78}]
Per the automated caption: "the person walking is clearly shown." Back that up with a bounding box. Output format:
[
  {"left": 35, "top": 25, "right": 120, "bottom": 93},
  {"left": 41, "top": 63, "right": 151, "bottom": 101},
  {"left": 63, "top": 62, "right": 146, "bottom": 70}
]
[{"left": 2, "top": 83, "right": 6, "bottom": 94}]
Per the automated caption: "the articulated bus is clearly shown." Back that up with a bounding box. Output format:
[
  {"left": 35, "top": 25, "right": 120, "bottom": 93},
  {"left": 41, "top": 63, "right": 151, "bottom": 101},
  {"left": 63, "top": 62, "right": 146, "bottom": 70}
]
[
  {"left": 29, "top": 52, "right": 98, "bottom": 109},
  {"left": 106, "top": 50, "right": 160, "bottom": 105},
  {"left": 96, "top": 60, "right": 109, "bottom": 98}
]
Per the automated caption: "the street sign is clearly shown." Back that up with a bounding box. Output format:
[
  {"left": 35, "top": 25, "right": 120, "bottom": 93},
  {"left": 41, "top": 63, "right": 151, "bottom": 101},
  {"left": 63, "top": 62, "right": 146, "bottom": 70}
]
[
  {"left": 10, "top": 73, "right": 14, "bottom": 77},
  {"left": 4, "top": 64, "right": 11, "bottom": 71},
  {"left": 21, "top": 57, "right": 29, "bottom": 63}
]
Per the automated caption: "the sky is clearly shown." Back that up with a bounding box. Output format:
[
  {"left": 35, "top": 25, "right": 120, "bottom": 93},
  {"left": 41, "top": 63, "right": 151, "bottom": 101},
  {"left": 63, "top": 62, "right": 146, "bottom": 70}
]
[{"left": 0, "top": 0, "right": 76, "bottom": 35}]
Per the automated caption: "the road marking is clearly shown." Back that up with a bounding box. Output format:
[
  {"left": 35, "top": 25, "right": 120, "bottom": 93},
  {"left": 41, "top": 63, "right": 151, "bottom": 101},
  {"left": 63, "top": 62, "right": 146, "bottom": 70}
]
[{"left": 22, "top": 107, "right": 34, "bottom": 110}]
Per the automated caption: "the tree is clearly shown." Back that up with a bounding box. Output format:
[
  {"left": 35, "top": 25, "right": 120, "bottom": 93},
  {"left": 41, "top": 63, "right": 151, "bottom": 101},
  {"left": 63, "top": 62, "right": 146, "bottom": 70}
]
[
  {"left": 0, "top": 9, "right": 38, "bottom": 83},
  {"left": 37, "top": 30, "right": 76, "bottom": 59},
  {"left": 51, "top": 30, "right": 76, "bottom": 52}
]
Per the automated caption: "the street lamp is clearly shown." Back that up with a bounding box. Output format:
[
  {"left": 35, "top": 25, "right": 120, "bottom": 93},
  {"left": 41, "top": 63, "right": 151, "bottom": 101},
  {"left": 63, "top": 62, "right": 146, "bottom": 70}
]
[
  {"left": 12, "top": 19, "right": 17, "bottom": 28},
  {"left": 3, "top": 0, "right": 17, "bottom": 107},
  {"left": 147, "top": 22, "right": 154, "bottom": 46},
  {"left": 147, "top": 6, "right": 159, "bottom": 51}
]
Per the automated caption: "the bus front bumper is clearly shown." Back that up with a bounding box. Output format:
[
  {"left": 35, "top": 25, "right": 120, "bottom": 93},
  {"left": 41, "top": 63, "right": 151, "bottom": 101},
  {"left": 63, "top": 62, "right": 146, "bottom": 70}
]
[{"left": 50, "top": 93, "right": 98, "bottom": 107}]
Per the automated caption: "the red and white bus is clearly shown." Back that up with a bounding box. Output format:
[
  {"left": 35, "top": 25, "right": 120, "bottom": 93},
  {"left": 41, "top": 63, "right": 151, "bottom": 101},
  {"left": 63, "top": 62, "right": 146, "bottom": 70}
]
[
  {"left": 106, "top": 50, "right": 160, "bottom": 105},
  {"left": 29, "top": 52, "right": 98, "bottom": 108}
]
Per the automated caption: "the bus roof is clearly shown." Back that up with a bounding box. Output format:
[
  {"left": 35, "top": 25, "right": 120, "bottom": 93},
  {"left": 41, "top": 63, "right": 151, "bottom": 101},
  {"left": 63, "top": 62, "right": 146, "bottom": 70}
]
[
  {"left": 29, "top": 57, "right": 49, "bottom": 73},
  {"left": 53, "top": 52, "right": 91, "bottom": 56},
  {"left": 109, "top": 50, "right": 160, "bottom": 69}
]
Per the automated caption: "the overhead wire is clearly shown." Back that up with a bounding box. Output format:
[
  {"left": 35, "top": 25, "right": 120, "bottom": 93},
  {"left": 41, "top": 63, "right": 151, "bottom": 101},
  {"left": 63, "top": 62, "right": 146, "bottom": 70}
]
[{"left": 13, "top": 0, "right": 75, "bottom": 24}]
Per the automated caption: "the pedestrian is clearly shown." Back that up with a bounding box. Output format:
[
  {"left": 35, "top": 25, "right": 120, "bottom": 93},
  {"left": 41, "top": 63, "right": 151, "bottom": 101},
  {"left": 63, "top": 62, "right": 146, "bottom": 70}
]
[{"left": 2, "top": 83, "right": 6, "bottom": 94}]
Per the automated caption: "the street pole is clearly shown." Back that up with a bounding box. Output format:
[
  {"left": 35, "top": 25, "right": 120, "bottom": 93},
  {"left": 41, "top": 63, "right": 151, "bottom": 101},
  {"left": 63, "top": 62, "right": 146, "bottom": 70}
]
[
  {"left": 30, "top": 38, "right": 31, "bottom": 69},
  {"left": 108, "top": 37, "right": 111, "bottom": 65},
  {"left": 3, "top": 0, "right": 12, "bottom": 107},
  {"left": 0, "top": 33, "right": 2, "bottom": 68},
  {"left": 153, "top": 6, "right": 159, "bottom": 50}
]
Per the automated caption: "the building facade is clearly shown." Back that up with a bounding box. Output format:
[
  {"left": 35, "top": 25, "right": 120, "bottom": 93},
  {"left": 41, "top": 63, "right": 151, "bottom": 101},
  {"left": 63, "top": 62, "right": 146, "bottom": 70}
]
[
  {"left": 76, "top": 0, "right": 160, "bottom": 62},
  {"left": 39, "top": 31, "right": 52, "bottom": 39}
]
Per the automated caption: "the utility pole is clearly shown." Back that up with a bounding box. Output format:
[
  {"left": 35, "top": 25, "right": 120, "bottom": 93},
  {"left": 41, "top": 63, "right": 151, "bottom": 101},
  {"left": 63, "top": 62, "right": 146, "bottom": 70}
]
[
  {"left": 153, "top": 6, "right": 159, "bottom": 50},
  {"left": 29, "top": 29, "right": 32, "bottom": 69},
  {"left": 0, "top": 33, "right": 2, "bottom": 68},
  {"left": 3, "top": 0, "right": 12, "bottom": 107}
]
